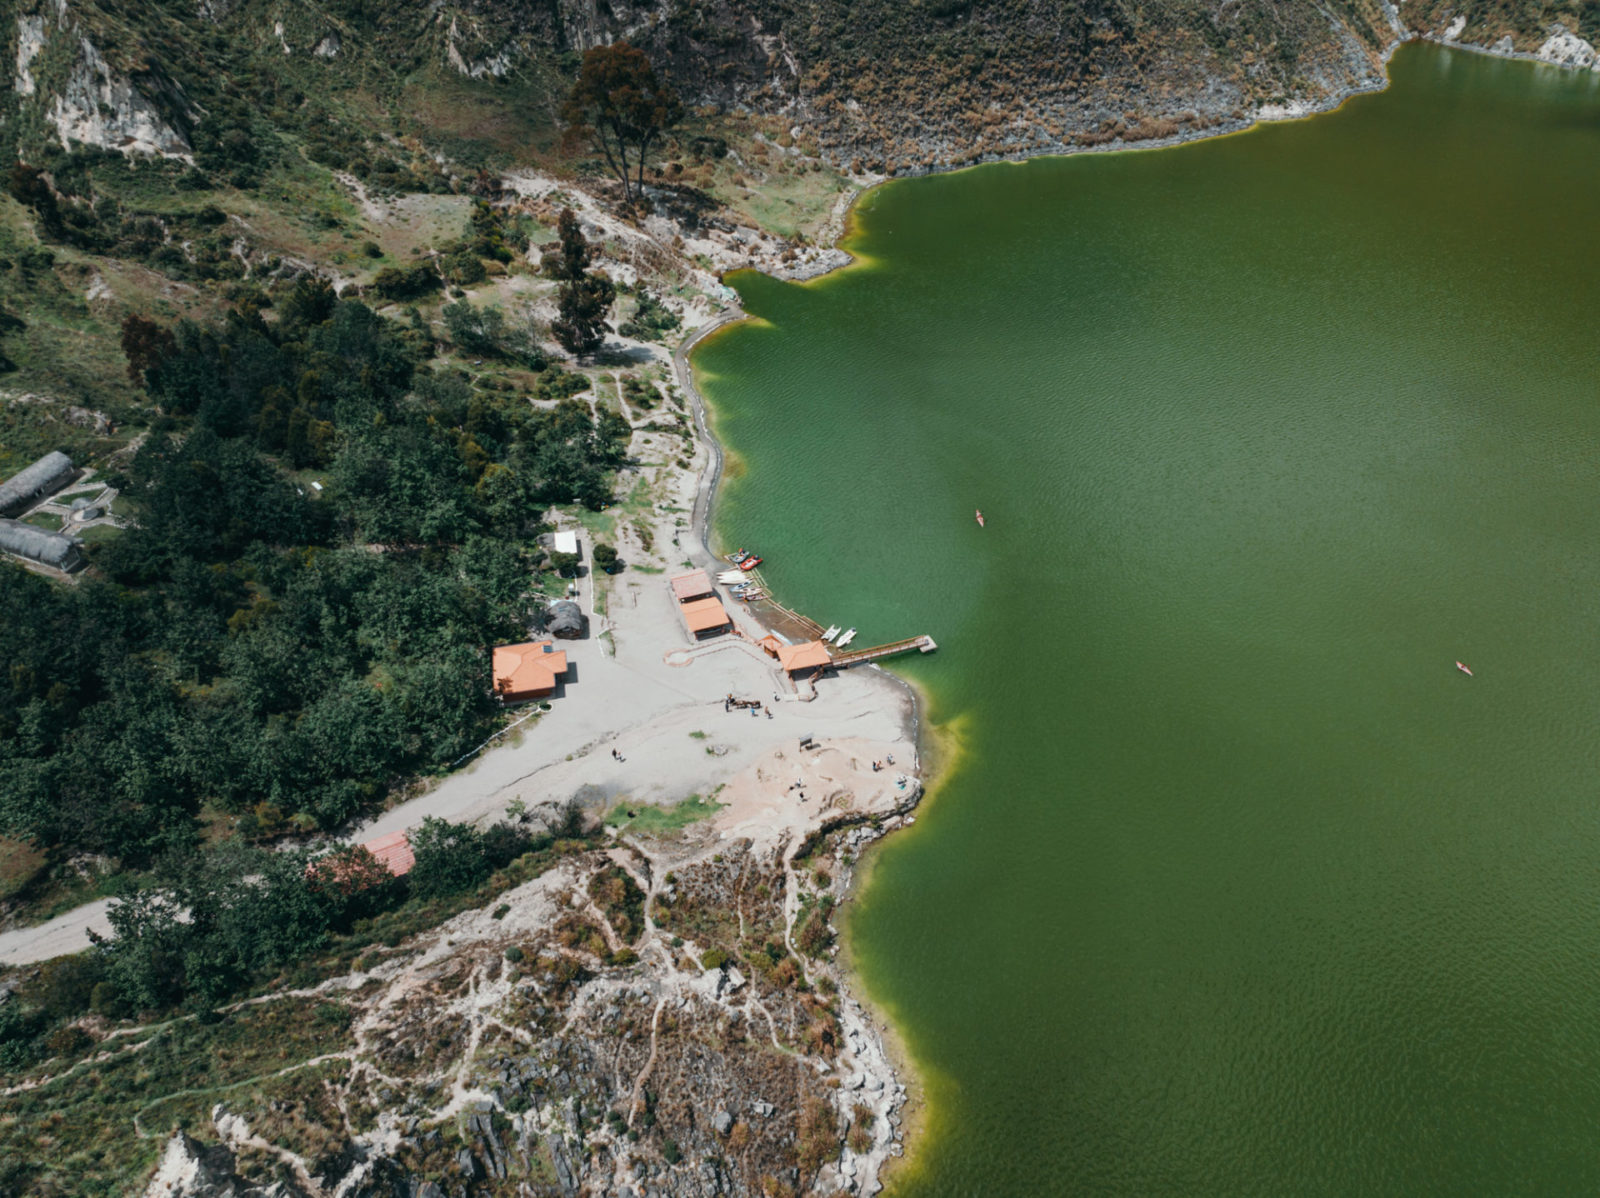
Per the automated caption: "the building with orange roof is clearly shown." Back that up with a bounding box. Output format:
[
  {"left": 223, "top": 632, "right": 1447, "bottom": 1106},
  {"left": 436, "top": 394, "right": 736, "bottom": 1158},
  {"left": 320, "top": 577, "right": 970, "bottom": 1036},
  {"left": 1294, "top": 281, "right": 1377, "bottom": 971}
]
[
  {"left": 305, "top": 829, "right": 415, "bottom": 890},
  {"left": 669, "top": 568, "right": 715, "bottom": 603},
  {"left": 758, "top": 634, "right": 785, "bottom": 658},
  {"left": 680, "top": 595, "right": 733, "bottom": 640},
  {"left": 776, "top": 640, "right": 832, "bottom": 676},
  {"left": 361, "top": 829, "right": 416, "bottom": 877},
  {"left": 492, "top": 640, "right": 569, "bottom": 702}
]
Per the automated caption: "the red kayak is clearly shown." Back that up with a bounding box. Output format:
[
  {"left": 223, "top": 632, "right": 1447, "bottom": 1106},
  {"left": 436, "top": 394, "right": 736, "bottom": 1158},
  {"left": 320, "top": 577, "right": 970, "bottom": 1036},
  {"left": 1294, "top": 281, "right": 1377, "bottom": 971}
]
[{"left": 1456, "top": 661, "right": 1473, "bottom": 676}]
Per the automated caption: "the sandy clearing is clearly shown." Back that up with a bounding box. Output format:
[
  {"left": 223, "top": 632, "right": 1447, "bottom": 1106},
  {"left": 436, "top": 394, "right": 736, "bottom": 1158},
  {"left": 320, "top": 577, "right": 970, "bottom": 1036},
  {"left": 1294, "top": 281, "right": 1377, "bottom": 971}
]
[{"left": 0, "top": 321, "right": 923, "bottom": 966}]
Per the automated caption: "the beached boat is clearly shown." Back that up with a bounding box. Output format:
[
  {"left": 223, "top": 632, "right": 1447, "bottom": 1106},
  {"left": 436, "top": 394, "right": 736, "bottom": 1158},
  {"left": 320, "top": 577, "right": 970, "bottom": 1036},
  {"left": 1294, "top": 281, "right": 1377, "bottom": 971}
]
[
  {"left": 717, "top": 571, "right": 746, "bottom": 583},
  {"left": 740, "top": 556, "right": 763, "bottom": 570},
  {"left": 836, "top": 628, "right": 858, "bottom": 648},
  {"left": 822, "top": 625, "right": 841, "bottom": 643},
  {"left": 1456, "top": 661, "right": 1473, "bottom": 676},
  {"left": 976, "top": 509, "right": 985, "bottom": 527}
]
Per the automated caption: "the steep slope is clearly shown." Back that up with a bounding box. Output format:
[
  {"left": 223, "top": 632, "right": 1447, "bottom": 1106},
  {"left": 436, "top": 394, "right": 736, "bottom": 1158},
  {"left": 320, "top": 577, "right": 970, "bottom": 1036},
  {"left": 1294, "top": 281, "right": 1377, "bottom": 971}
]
[{"left": 4, "top": 0, "right": 1406, "bottom": 175}]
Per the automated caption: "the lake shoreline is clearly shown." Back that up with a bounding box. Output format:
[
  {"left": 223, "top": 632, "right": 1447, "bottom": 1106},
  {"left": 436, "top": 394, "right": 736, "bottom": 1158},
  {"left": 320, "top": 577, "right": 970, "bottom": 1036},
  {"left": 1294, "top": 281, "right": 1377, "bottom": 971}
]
[
  {"left": 665, "top": 32, "right": 1600, "bottom": 1194},
  {"left": 675, "top": 298, "right": 943, "bottom": 1195},
  {"left": 772, "top": 30, "right": 1597, "bottom": 292}
]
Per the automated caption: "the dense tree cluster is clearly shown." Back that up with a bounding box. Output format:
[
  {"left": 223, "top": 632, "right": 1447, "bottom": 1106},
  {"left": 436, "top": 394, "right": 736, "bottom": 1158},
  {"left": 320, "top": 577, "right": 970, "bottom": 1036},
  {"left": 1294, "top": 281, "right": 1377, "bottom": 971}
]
[
  {"left": 0, "top": 816, "right": 558, "bottom": 1060},
  {"left": 0, "top": 290, "right": 630, "bottom": 863}
]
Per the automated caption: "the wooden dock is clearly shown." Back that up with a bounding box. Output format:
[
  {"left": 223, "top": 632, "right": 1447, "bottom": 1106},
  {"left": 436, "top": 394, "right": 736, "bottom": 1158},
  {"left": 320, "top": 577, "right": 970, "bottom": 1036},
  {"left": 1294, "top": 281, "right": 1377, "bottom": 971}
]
[
  {"left": 740, "top": 566, "right": 827, "bottom": 641},
  {"left": 719, "top": 559, "right": 935, "bottom": 667},
  {"left": 829, "top": 634, "right": 938, "bottom": 669}
]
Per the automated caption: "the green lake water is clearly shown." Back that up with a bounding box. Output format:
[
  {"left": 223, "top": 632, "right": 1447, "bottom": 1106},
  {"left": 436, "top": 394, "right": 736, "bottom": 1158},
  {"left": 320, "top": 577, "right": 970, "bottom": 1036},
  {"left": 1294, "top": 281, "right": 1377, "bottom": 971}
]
[{"left": 694, "top": 43, "right": 1600, "bottom": 1195}]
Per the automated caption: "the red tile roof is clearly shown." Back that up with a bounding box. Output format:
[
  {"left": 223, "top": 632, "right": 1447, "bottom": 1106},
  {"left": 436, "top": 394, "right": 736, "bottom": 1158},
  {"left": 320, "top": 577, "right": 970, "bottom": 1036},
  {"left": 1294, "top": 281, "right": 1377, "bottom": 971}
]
[
  {"left": 492, "top": 640, "right": 569, "bottom": 700},
  {"left": 669, "top": 569, "right": 715, "bottom": 602},
  {"left": 361, "top": 829, "right": 416, "bottom": 877},
  {"left": 776, "top": 641, "right": 832, "bottom": 673},
  {"left": 680, "top": 595, "right": 732, "bottom": 635}
]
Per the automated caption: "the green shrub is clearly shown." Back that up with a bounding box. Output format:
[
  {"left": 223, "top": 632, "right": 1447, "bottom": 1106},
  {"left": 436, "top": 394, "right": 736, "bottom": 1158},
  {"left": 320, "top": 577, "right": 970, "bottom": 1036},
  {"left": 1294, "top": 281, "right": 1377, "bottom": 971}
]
[
  {"left": 443, "top": 252, "right": 486, "bottom": 286},
  {"left": 617, "top": 289, "right": 681, "bottom": 342},
  {"left": 700, "top": 948, "right": 729, "bottom": 970},
  {"left": 45, "top": 1025, "right": 92, "bottom": 1058},
  {"left": 504, "top": 945, "right": 525, "bottom": 963},
  {"left": 372, "top": 263, "right": 438, "bottom": 301},
  {"left": 408, "top": 818, "right": 489, "bottom": 898}
]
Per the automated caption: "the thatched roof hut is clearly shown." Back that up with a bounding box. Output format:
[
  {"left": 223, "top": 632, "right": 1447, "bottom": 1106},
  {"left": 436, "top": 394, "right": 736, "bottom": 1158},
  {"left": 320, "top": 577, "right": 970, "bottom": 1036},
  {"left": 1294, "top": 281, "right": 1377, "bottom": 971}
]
[
  {"left": 0, "top": 452, "right": 74, "bottom": 516},
  {"left": 545, "top": 599, "right": 585, "bottom": 639},
  {"left": 0, "top": 518, "right": 83, "bottom": 570}
]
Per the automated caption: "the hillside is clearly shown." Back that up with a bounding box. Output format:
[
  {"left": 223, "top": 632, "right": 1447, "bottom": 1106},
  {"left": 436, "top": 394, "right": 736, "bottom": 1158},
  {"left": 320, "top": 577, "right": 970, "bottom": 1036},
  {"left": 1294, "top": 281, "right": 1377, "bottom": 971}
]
[{"left": 3, "top": 1, "right": 1599, "bottom": 1195}]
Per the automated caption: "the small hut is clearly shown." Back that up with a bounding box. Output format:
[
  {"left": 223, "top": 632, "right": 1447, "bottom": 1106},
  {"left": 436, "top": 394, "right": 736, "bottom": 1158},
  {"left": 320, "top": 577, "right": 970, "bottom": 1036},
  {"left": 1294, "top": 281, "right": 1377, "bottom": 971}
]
[{"left": 546, "top": 599, "right": 586, "bottom": 639}]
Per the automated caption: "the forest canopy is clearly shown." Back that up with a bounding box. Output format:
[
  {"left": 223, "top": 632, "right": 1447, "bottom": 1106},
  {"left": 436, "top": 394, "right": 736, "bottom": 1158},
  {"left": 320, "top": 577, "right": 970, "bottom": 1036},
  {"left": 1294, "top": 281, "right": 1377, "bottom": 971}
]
[{"left": 0, "top": 289, "right": 627, "bottom": 865}]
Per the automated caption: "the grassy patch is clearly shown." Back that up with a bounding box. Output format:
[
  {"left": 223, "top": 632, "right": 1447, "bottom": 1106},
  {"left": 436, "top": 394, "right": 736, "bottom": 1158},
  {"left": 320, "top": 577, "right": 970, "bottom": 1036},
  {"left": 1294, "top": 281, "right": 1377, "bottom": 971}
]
[
  {"left": 22, "top": 510, "right": 63, "bottom": 530},
  {"left": 0, "top": 994, "right": 359, "bottom": 1194},
  {"left": 75, "top": 522, "right": 122, "bottom": 544},
  {"left": 604, "top": 794, "right": 725, "bottom": 834},
  {"left": 0, "top": 837, "right": 47, "bottom": 904}
]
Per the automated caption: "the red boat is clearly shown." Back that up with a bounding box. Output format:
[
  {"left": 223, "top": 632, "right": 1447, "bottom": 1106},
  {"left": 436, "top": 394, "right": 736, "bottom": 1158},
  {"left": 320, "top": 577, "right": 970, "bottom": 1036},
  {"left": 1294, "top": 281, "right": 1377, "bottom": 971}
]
[
  {"left": 1456, "top": 661, "right": 1473, "bottom": 676},
  {"left": 740, "top": 556, "right": 763, "bottom": 570},
  {"left": 975, "top": 509, "right": 985, "bottom": 528}
]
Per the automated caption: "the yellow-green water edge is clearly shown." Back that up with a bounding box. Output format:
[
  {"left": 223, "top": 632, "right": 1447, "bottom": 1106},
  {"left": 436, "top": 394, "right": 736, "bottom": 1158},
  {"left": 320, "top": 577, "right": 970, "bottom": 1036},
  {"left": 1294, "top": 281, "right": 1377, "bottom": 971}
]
[{"left": 695, "top": 42, "right": 1600, "bottom": 1194}]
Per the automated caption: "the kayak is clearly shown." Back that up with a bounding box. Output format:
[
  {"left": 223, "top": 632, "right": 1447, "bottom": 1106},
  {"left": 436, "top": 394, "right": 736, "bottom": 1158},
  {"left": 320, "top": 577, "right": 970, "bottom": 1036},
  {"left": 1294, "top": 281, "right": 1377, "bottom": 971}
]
[
  {"left": 976, "top": 509, "right": 985, "bottom": 527},
  {"left": 1456, "top": 661, "right": 1473, "bottom": 676}
]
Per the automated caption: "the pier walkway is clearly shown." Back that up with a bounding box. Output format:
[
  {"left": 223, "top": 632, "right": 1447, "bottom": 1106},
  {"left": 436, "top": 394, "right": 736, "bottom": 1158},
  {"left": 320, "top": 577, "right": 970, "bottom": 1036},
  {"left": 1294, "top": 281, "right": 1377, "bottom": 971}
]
[
  {"left": 830, "top": 635, "right": 938, "bottom": 669},
  {"left": 719, "top": 562, "right": 936, "bottom": 671}
]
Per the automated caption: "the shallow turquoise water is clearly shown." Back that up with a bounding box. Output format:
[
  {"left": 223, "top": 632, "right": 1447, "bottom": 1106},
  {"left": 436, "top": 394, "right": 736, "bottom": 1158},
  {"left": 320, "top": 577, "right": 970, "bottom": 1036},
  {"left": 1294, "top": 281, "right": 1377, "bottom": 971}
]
[{"left": 696, "top": 43, "right": 1600, "bottom": 1194}]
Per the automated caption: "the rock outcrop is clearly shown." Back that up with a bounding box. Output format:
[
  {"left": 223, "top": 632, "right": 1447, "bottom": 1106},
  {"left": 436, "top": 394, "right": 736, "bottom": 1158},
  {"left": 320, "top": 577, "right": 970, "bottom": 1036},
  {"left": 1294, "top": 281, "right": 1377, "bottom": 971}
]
[{"left": 9, "top": 4, "right": 194, "bottom": 157}]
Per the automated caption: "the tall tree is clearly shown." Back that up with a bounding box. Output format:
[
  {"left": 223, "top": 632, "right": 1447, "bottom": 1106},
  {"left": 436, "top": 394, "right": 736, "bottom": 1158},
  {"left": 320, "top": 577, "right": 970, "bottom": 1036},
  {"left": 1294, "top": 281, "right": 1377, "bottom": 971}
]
[
  {"left": 552, "top": 274, "right": 615, "bottom": 359},
  {"left": 546, "top": 208, "right": 615, "bottom": 359},
  {"left": 544, "top": 208, "right": 592, "bottom": 282},
  {"left": 561, "top": 43, "right": 683, "bottom": 207}
]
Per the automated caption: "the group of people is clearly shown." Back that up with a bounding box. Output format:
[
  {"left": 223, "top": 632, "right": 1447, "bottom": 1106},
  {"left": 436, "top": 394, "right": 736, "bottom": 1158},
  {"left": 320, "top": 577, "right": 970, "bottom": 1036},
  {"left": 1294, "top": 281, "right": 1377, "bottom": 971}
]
[{"left": 723, "top": 694, "right": 773, "bottom": 718}]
